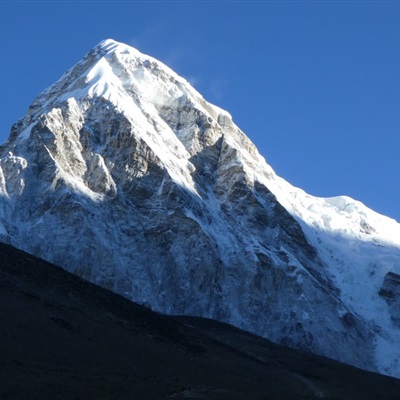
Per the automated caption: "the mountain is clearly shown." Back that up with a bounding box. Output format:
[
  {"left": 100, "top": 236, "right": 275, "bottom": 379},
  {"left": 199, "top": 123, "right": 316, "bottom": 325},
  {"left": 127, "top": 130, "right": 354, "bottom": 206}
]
[
  {"left": 0, "top": 38, "right": 399, "bottom": 377},
  {"left": 2, "top": 241, "right": 400, "bottom": 399}
]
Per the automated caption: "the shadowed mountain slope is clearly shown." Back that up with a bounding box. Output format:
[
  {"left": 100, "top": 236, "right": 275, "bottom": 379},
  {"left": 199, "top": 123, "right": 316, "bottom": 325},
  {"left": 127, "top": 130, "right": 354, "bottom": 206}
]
[
  {"left": 1, "top": 39, "right": 400, "bottom": 376},
  {"left": 1, "top": 242, "right": 399, "bottom": 400}
]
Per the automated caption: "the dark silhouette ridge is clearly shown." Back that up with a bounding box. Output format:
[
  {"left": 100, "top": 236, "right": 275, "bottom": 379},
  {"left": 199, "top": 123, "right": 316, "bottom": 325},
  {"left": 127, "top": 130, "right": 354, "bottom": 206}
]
[{"left": 1, "top": 242, "right": 400, "bottom": 399}]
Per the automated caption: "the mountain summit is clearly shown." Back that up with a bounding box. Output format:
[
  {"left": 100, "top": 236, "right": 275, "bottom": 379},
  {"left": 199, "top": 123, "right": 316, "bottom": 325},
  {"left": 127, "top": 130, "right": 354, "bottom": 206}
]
[{"left": 1, "top": 39, "right": 400, "bottom": 377}]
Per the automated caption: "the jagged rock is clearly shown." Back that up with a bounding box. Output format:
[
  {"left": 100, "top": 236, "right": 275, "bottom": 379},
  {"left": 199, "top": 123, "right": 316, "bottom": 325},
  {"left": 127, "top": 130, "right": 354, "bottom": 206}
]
[
  {"left": 0, "top": 39, "right": 400, "bottom": 377},
  {"left": 380, "top": 272, "right": 400, "bottom": 327}
]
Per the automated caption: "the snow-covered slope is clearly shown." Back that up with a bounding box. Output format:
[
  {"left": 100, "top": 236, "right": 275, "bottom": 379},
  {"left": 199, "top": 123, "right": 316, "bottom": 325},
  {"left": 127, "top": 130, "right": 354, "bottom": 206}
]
[{"left": 1, "top": 39, "right": 400, "bottom": 377}]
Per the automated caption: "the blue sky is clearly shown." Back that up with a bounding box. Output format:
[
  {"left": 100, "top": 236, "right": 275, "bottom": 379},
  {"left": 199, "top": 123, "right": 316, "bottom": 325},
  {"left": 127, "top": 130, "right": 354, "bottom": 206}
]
[{"left": 1, "top": 1, "right": 399, "bottom": 222}]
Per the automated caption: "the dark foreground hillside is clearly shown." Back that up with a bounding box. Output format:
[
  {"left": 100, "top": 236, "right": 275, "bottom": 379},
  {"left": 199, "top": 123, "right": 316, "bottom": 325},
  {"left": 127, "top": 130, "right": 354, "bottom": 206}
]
[{"left": 1, "top": 242, "right": 399, "bottom": 400}]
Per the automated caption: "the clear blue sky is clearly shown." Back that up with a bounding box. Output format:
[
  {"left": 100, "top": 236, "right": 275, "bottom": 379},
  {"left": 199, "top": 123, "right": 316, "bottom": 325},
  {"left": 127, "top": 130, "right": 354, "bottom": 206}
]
[{"left": 1, "top": 1, "right": 399, "bottom": 222}]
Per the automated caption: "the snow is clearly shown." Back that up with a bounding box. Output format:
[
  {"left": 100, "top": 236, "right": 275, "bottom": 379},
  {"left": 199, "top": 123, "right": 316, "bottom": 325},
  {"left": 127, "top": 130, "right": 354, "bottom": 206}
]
[
  {"left": 18, "top": 123, "right": 35, "bottom": 142},
  {"left": 375, "top": 334, "right": 400, "bottom": 376},
  {"left": 43, "top": 145, "right": 103, "bottom": 202},
  {"left": 1, "top": 38, "right": 400, "bottom": 377},
  {"left": 94, "top": 40, "right": 400, "bottom": 375},
  {"left": 242, "top": 155, "right": 400, "bottom": 376}
]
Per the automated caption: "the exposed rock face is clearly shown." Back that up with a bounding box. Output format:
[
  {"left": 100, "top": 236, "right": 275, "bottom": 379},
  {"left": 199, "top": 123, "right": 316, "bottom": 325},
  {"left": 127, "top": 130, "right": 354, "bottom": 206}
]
[
  {"left": 380, "top": 272, "right": 400, "bottom": 327},
  {"left": 0, "top": 39, "right": 400, "bottom": 376}
]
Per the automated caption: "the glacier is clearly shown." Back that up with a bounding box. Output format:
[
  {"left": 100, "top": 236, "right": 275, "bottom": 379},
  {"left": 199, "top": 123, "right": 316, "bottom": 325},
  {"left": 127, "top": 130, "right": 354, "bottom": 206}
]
[{"left": 1, "top": 38, "right": 400, "bottom": 377}]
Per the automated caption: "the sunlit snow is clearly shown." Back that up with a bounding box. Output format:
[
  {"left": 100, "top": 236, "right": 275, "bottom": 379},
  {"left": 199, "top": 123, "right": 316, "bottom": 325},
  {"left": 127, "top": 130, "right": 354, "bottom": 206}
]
[{"left": 1, "top": 38, "right": 400, "bottom": 377}]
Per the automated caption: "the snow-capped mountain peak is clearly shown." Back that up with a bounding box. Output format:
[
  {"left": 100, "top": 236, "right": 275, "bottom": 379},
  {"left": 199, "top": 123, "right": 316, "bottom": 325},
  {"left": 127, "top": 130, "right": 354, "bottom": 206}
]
[{"left": 1, "top": 39, "right": 400, "bottom": 377}]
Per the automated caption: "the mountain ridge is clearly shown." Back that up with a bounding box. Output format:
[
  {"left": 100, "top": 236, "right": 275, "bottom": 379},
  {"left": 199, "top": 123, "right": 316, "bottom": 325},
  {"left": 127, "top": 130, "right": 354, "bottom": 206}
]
[
  {"left": 2, "top": 241, "right": 400, "bottom": 399},
  {"left": 0, "top": 39, "right": 399, "bottom": 376}
]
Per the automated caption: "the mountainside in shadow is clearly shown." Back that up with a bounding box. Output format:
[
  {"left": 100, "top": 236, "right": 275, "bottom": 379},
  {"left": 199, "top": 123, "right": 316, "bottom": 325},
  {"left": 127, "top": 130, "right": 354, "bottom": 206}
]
[
  {"left": 1, "top": 242, "right": 400, "bottom": 400},
  {"left": 0, "top": 39, "right": 399, "bottom": 376}
]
